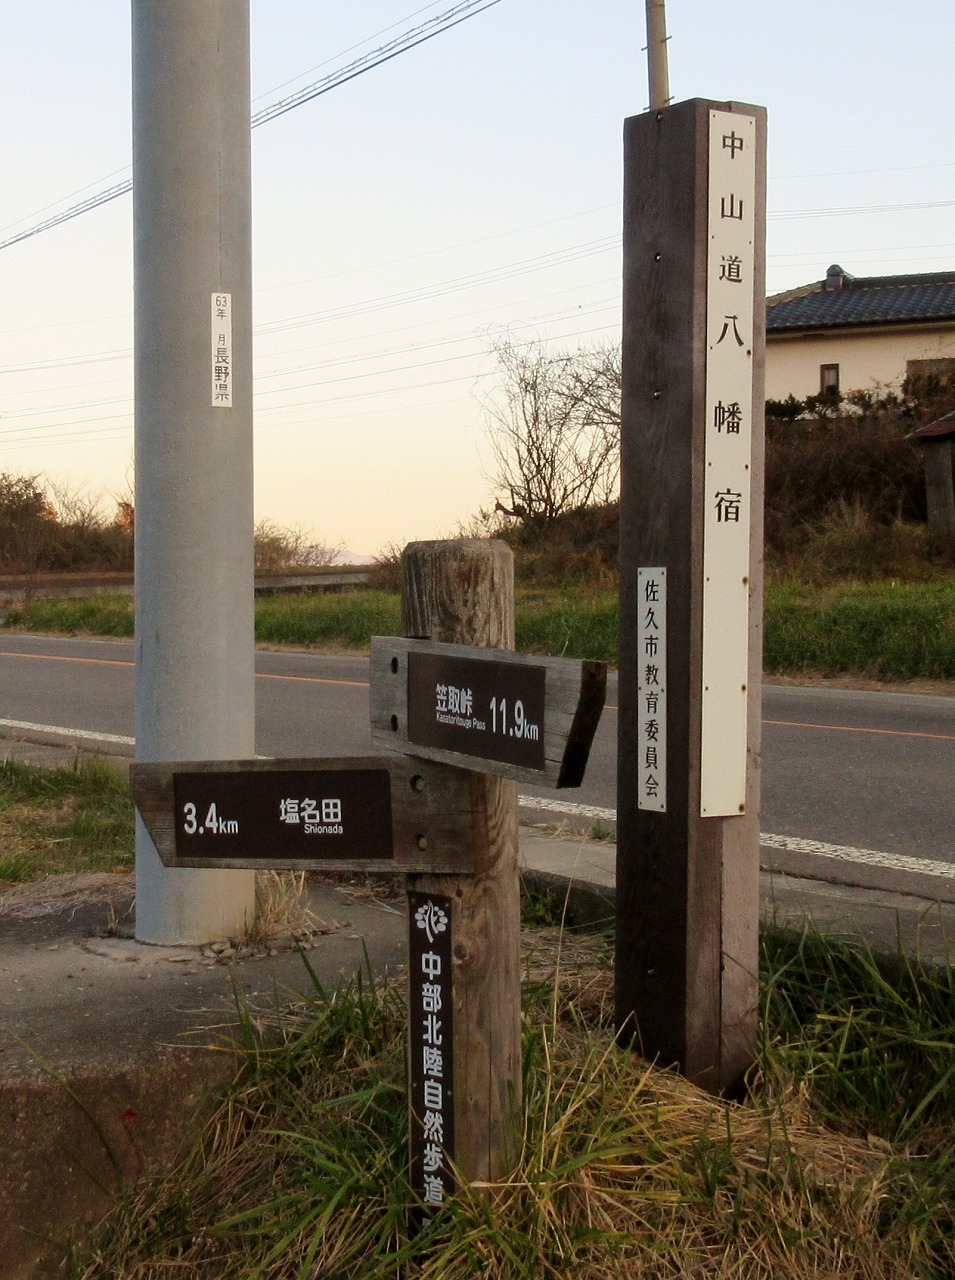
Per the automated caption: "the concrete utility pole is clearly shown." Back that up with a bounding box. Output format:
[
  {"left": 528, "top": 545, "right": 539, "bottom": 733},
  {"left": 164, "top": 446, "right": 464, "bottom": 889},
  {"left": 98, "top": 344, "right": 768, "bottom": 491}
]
[
  {"left": 645, "top": 0, "right": 671, "bottom": 110},
  {"left": 132, "top": 0, "right": 256, "bottom": 942}
]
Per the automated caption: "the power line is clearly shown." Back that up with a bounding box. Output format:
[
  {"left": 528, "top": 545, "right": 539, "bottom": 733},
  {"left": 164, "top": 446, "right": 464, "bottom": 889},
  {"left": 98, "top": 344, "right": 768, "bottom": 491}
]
[
  {"left": 0, "top": 307, "right": 622, "bottom": 447},
  {"left": 250, "top": 2, "right": 449, "bottom": 103},
  {"left": 0, "top": 0, "right": 502, "bottom": 254},
  {"left": 769, "top": 199, "right": 955, "bottom": 221},
  {"left": 250, "top": 0, "right": 500, "bottom": 128},
  {"left": 0, "top": 236, "right": 620, "bottom": 379},
  {"left": 255, "top": 238, "right": 619, "bottom": 338},
  {"left": 0, "top": 179, "right": 135, "bottom": 251}
]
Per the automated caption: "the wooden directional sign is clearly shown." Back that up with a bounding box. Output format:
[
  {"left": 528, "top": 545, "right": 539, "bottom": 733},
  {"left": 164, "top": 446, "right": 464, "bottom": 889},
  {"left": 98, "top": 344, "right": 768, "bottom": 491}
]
[
  {"left": 130, "top": 756, "right": 477, "bottom": 873},
  {"left": 369, "top": 637, "right": 607, "bottom": 787}
]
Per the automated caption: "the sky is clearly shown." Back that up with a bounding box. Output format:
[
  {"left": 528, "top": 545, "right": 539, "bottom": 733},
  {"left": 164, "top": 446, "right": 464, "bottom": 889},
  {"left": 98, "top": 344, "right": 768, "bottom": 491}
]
[{"left": 1, "top": 1, "right": 953, "bottom": 557}]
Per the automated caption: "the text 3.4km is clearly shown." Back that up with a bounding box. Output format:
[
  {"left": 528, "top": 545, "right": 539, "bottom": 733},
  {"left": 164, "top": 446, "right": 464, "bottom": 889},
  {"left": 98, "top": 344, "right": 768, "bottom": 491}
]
[{"left": 182, "top": 802, "right": 240, "bottom": 836}]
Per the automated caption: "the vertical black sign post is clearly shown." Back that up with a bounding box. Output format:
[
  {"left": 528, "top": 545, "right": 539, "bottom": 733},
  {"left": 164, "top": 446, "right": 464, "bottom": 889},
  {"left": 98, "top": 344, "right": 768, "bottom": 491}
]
[
  {"left": 408, "top": 890, "right": 456, "bottom": 1215},
  {"left": 616, "top": 99, "right": 766, "bottom": 1093}
]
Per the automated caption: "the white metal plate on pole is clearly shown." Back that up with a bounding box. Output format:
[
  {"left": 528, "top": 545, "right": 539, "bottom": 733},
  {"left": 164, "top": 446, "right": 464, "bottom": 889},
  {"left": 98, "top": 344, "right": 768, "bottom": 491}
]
[
  {"left": 700, "top": 109, "right": 757, "bottom": 817},
  {"left": 636, "top": 567, "right": 667, "bottom": 812}
]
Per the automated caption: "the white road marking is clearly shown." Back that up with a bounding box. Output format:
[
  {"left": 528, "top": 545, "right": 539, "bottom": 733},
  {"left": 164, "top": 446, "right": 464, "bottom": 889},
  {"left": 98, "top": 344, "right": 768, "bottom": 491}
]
[
  {"left": 1, "top": 727, "right": 950, "bottom": 883},
  {"left": 759, "top": 833, "right": 955, "bottom": 881},
  {"left": 0, "top": 719, "right": 272, "bottom": 760},
  {"left": 517, "top": 795, "right": 955, "bottom": 882},
  {"left": 0, "top": 718, "right": 135, "bottom": 747},
  {"left": 519, "top": 795, "right": 617, "bottom": 822}
]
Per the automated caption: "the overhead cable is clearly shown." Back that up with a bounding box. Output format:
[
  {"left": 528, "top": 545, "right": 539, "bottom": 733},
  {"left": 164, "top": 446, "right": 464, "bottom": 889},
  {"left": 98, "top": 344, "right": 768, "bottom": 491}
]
[{"left": 0, "top": 0, "right": 502, "bottom": 253}]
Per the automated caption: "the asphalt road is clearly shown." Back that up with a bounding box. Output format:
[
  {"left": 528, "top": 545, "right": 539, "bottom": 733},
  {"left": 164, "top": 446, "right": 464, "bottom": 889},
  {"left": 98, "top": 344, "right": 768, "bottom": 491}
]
[{"left": 2, "top": 632, "right": 954, "bottom": 886}]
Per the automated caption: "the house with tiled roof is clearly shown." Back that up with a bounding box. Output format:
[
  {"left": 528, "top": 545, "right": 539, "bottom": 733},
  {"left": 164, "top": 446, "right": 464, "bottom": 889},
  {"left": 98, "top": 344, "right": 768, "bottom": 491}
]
[{"left": 765, "top": 265, "right": 955, "bottom": 402}]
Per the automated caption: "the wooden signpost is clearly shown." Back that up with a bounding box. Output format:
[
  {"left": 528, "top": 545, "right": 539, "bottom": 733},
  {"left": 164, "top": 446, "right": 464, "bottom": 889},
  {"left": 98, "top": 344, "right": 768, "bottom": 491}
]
[
  {"left": 397, "top": 539, "right": 519, "bottom": 1205},
  {"left": 130, "top": 538, "right": 606, "bottom": 1208},
  {"left": 616, "top": 98, "right": 766, "bottom": 1093}
]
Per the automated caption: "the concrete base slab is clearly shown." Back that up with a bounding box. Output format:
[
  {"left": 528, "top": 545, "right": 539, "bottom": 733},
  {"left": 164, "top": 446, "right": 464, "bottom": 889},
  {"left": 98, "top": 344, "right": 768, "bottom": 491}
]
[{"left": 0, "top": 874, "right": 406, "bottom": 1279}]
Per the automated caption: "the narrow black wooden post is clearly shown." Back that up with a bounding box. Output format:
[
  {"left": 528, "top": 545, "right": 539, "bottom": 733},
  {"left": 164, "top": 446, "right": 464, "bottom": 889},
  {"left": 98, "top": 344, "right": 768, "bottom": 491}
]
[{"left": 616, "top": 99, "right": 766, "bottom": 1092}]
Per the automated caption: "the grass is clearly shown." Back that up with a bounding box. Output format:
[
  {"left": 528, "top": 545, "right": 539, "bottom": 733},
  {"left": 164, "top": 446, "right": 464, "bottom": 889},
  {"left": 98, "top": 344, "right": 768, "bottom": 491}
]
[
  {"left": 2, "top": 586, "right": 619, "bottom": 663},
  {"left": 1, "top": 759, "right": 951, "bottom": 1275},
  {"left": 0, "top": 755, "right": 134, "bottom": 885},
  {"left": 66, "top": 925, "right": 955, "bottom": 1279},
  {"left": 763, "top": 578, "right": 955, "bottom": 681},
  {"left": 759, "top": 923, "right": 955, "bottom": 1270},
  {"left": 514, "top": 587, "right": 617, "bottom": 662},
  {"left": 255, "top": 590, "right": 402, "bottom": 648},
  {"left": 761, "top": 923, "right": 955, "bottom": 1145},
  {"left": 3, "top": 592, "right": 135, "bottom": 637},
  {"left": 5, "top": 578, "right": 955, "bottom": 680}
]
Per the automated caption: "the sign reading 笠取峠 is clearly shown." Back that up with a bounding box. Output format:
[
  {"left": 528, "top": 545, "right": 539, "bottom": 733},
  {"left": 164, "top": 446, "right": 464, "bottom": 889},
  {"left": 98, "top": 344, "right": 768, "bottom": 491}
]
[
  {"left": 370, "top": 638, "right": 606, "bottom": 789},
  {"left": 407, "top": 650, "right": 546, "bottom": 770}
]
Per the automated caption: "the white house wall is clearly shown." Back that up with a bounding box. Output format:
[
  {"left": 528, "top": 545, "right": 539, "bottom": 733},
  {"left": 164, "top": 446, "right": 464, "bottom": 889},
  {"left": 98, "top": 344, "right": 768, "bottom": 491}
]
[{"left": 765, "top": 325, "right": 955, "bottom": 401}]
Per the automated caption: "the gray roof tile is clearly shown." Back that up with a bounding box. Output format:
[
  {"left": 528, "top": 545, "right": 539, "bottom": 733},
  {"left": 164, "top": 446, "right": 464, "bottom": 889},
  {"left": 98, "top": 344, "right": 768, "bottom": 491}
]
[{"left": 767, "top": 266, "right": 955, "bottom": 332}]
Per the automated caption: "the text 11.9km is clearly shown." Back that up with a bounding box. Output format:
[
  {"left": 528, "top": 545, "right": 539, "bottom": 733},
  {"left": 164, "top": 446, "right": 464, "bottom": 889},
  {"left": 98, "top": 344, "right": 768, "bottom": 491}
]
[
  {"left": 408, "top": 651, "right": 546, "bottom": 769},
  {"left": 489, "top": 697, "right": 539, "bottom": 741}
]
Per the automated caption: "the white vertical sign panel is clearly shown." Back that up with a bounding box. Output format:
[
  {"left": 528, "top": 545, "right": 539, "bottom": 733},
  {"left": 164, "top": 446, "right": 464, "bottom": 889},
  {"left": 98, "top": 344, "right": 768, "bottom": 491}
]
[
  {"left": 211, "top": 292, "right": 233, "bottom": 408},
  {"left": 701, "top": 112, "right": 756, "bottom": 817},
  {"left": 637, "top": 567, "right": 666, "bottom": 812}
]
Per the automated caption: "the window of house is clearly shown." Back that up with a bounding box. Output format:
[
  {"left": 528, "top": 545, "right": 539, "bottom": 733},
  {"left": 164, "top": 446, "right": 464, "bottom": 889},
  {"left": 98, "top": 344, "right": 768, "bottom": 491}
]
[
  {"left": 819, "top": 363, "right": 840, "bottom": 395},
  {"left": 906, "top": 358, "right": 955, "bottom": 384}
]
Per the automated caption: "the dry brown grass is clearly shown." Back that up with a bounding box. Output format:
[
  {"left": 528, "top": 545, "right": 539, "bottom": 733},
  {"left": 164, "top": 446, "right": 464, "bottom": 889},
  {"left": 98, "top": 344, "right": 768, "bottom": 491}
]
[
  {"left": 246, "top": 870, "right": 324, "bottom": 947},
  {"left": 71, "top": 929, "right": 943, "bottom": 1280}
]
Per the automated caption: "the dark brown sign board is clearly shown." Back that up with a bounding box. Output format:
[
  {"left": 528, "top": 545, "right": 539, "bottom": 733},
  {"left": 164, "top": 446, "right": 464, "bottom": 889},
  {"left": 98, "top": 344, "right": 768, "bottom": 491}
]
[
  {"left": 369, "top": 637, "right": 606, "bottom": 787},
  {"left": 130, "top": 756, "right": 477, "bottom": 873}
]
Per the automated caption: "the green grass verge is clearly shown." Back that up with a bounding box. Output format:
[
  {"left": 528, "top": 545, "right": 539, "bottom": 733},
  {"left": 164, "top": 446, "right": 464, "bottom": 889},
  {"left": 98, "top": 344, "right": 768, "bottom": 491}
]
[
  {"left": 763, "top": 579, "right": 955, "bottom": 680},
  {"left": 3, "top": 593, "right": 135, "bottom": 636},
  {"left": 254, "top": 590, "right": 401, "bottom": 647},
  {"left": 69, "top": 927, "right": 955, "bottom": 1279},
  {"left": 0, "top": 756, "right": 134, "bottom": 885},
  {"left": 6, "top": 579, "right": 955, "bottom": 681},
  {"left": 514, "top": 587, "right": 617, "bottom": 662}
]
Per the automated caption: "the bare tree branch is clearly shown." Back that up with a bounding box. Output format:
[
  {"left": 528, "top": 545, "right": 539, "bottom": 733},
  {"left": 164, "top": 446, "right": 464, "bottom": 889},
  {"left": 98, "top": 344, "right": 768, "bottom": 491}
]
[{"left": 481, "top": 335, "right": 620, "bottom": 525}]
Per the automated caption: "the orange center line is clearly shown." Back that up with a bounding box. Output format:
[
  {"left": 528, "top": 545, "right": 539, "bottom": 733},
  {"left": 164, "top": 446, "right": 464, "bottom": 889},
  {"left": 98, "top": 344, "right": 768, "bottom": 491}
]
[
  {"left": 0, "top": 649, "right": 369, "bottom": 688},
  {"left": 763, "top": 717, "right": 955, "bottom": 743},
  {"left": 589, "top": 704, "right": 952, "bottom": 743},
  {"left": 1, "top": 650, "right": 132, "bottom": 669},
  {"left": 3, "top": 652, "right": 954, "bottom": 741},
  {"left": 255, "top": 671, "right": 369, "bottom": 689}
]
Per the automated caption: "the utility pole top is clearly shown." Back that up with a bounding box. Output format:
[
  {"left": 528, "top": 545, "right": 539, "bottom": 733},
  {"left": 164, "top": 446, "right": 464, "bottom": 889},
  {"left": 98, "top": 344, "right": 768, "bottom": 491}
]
[{"left": 645, "top": 0, "right": 671, "bottom": 110}]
